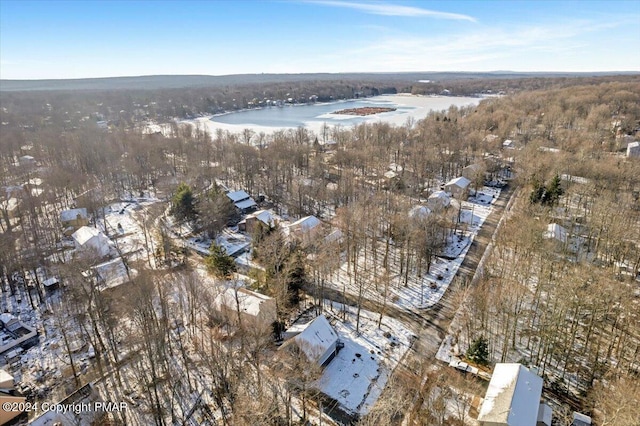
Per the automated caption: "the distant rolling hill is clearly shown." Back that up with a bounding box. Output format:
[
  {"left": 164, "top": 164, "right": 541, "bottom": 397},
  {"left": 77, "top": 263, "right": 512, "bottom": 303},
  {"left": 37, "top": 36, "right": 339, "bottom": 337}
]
[{"left": 1, "top": 71, "right": 637, "bottom": 92}]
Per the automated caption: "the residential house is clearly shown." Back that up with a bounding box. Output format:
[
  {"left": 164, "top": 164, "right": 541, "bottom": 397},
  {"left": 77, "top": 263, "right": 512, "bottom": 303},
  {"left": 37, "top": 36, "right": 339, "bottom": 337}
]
[
  {"left": 503, "top": 139, "right": 515, "bottom": 149},
  {"left": 72, "top": 226, "right": 112, "bottom": 258},
  {"left": 213, "top": 287, "right": 277, "bottom": 327},
  {"left": 544, "top": 223, "right": 568, "bottom": 244},
  {"left": 60, "top": 207, "right": 89, "bottom": 231},
  {"left": 0, "top": 370, "right": 27, "bottom": 426},
  {"left": 18, "top": 155, "right": 35, "bottom": 167},
  {"left": 427, "top": 190, "right": 451, "bottom": 211},
  {"left": 90, "top": 257, "right": 131, "bottom": 290},
  {"left": 444, "top": 176, "right": 471, "bottom": 200},
  {"left": 571, "top": 412, "right": 592, "bottom": 426},
  {"left": 462, "top": 164, "right": 483, "bottom": 181},
  {"left": 238, "top": 209, "right": 276, "bottom": 234},
  {"left": 287, "top": 215, "right": 321, "bottom": 243},
  {"left": 627, "top": 141, "right": 640, "bottom": 158},
  {"left": 409, "top": 205, "right": 431, "bottom": 219},
  {"left": 282, "top": 315, "right": 340, "bottom": 367},
  {"left": 226, "top": 190, "right": 257, "bottom": 213},
  {"left": 0, "top": 314, "right": 38, "bottom": 356},
  {"left": 478, "top": 363, "right": 547, "bottom": 426}
]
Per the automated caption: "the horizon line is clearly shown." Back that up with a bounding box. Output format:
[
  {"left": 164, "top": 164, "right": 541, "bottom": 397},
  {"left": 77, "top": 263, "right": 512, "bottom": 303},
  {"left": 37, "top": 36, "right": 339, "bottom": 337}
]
[{"left": 3, "top": 70, "right": 640, "bottom": 82}]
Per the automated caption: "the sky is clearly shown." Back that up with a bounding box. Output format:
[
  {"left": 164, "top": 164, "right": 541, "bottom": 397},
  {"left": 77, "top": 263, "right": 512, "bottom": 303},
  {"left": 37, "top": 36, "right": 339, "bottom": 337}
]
[{"left": 1, "top": 0, "right": 639, "bottom": 79}]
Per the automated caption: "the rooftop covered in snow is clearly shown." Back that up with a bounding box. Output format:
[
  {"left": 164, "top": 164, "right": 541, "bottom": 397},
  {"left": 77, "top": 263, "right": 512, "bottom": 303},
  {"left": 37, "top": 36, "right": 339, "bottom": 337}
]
[
  {"left": 478, "top": 363, "right": 543, "bottom": 426},
  {"left": 234, "top": 198, "right": 257, "bottom": 210},
  {"left": 445, "top": 176, "right": 471, "bottom": 189},
  {"left": 289, "top": 215, "right": 321, "bottom": 232},
  {"left": 60, "top": 207, "right": 88, "bottom": 222},
  {"left": 290, "top": 315, "right": 339, "bottom": 366},
  {"left": 226, "top": 190, "right": 251, "bottom": 202},
  {"left": 213, "top": 287, "right": 277, "bottom": 325},
  {"left": 544, "top": 223, "right": 568, "bottom": 243}
]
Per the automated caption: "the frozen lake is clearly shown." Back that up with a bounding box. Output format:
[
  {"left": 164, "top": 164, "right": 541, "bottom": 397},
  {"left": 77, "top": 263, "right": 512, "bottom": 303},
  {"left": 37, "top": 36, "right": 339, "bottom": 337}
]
[
  {"left": 151, "top": 94, "right": 484, "bottom": 138},
  {"left": 210, "top": 94, "right": 481, "bottom": 130}
]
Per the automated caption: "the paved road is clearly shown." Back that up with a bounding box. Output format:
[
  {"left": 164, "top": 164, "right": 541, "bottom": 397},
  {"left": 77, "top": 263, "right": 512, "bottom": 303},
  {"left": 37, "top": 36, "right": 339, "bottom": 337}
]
[
  {"left": 398, "top": 183, "right": 517, "bottom": 424},
  {"left": 315, "top": 184, "right": 517, "bottom": 424}
]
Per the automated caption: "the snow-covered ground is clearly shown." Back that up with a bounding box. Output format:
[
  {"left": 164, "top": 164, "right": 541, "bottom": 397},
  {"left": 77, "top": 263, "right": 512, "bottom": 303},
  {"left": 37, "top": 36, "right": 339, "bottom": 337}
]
[
  {"left": 97, "top": 197, "right": 162, "bottom": 266},
  {"left": 316, "top": 302, "right": 415, "bottom": 416},
  {"left": 325, "top": 187, "right": 500, "bottom": 310}
]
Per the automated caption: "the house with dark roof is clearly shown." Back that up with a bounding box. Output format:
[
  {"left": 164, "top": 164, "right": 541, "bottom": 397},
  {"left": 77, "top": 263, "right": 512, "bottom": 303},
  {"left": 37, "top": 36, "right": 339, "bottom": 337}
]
[{"left": 226, "top": 190, "right": 257, "bottom": 213}]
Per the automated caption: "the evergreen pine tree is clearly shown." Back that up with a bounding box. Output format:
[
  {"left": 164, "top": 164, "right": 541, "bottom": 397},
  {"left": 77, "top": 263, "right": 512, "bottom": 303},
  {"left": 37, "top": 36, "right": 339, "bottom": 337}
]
[
  {"left": 206, "top": 244, "right": 237, "bottom": 279},
  {"left": 467, "top": 335, "right": 490, "bottom": 366},
  {"left": 171, "top": 183, "right": 198, "bottom": 223}
]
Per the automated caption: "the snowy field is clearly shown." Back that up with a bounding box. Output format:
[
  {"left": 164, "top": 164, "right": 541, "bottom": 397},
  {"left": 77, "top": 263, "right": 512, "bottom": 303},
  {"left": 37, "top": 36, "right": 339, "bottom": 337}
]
[{"left": 317, "top": 302, "right": 415, "bottom": 415}]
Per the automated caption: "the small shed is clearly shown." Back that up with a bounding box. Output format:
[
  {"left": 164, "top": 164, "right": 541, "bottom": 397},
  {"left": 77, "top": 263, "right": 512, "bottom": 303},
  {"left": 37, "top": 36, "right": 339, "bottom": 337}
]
[{"left": 627, "top": 141, "right": 640, "bottom": 158}]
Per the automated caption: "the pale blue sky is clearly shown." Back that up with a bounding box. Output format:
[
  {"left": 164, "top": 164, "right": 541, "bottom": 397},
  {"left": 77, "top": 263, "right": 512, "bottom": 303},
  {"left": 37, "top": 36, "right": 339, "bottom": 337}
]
[{"left": 1, "top": 0, "right": 639, "bottom": 79}]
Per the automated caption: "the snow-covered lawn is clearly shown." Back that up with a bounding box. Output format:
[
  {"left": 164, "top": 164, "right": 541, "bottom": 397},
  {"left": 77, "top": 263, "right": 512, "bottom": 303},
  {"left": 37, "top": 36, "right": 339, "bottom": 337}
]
[
  {"left": 98, "top": 198, "right": 161, "bottom": 265},
  {"left": 316, "top": 302, "right": 415, "bottom": 415},
  {"left": 216, "top": 227, "right": 251, "bottom": 257}
]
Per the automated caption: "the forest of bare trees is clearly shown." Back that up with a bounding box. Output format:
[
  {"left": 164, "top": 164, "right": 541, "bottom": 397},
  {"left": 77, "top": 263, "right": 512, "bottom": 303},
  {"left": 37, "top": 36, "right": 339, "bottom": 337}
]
[{"left": 0, "top": 75, "right": 639, "bottom": 425}]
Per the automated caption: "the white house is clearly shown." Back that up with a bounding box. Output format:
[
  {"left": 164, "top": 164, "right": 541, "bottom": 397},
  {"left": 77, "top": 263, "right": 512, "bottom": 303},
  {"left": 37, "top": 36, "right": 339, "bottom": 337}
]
[
  {"left": 444, "top": 176, "right": 471, "bottom": 200},
  {"left": 213, "top": 287, "right": 277, "bottom": 327},
  {"left": 427, "top": 190, "right": 451, "bottom": 211},
  {"left": 72, "top": 226, "right": 111, "bottom": 258},
  {"left": 503, "top": 139, "right": 515, "bottom": 149},
  {"left": 627, "top": 141, "right": 640, "bottom": 158},
  {"left": 285, "top": 315, "right": 339, "bottom": 367},
  {"left": 544, "top": 223, "right": 568, "bottom": 244},
  {"left": 409, "top": 205, "right": 431, "bottom": 219},
  {"left": 478, "top": 363, "right": 545, "bottom": 426},
  {"left": 0, "top": 369, "right": 25, "bottom": 426},
  {"left": 18, "top": 155, "right": 35, "bottom": 167},
  {"left": 90, "top": 257, "right": 132, "bottom": 290},
  {"left": 287, "top": 215, "right": 321, "bottom": 243}
]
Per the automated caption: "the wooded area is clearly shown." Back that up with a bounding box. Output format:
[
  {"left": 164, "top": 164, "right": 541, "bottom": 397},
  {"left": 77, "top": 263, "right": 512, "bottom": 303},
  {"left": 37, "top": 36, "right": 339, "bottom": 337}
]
[{"left": 0, "top": 74, "right": 639, "bottom": 425}]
